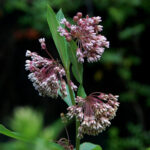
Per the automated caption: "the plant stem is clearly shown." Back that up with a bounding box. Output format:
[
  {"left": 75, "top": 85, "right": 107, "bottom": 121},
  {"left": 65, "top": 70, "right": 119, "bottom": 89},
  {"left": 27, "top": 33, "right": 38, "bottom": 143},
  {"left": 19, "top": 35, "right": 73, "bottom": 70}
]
[
  {"left": 76, "top": 120, "right": 80, "bottom": 150},
  {"left": 65, "top": 68, "right": 80, "bottom": 150}
]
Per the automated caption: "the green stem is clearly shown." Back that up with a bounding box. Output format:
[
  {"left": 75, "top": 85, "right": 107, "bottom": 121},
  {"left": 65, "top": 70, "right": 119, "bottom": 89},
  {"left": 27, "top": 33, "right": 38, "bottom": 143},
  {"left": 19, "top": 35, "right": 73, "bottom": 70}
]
[
  {"left": 65, "top": 68, "right": 80, "bottom": 150},
  {"left": 76, "top": 120, "right": 80, "bottom": 150}
]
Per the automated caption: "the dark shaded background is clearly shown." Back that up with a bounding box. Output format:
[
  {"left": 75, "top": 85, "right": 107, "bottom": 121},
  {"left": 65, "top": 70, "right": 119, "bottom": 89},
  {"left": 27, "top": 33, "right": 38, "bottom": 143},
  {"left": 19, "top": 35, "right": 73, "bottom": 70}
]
[{"left": 0, "top": 0, "right": 150, "bottom": 149}]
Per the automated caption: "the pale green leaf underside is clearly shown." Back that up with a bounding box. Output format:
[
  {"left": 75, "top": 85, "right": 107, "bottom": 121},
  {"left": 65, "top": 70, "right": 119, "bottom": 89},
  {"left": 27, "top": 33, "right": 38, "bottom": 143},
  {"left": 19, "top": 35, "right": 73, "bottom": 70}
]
[{"left": 80, "top": 142, "right": 102, "bottom": 150}]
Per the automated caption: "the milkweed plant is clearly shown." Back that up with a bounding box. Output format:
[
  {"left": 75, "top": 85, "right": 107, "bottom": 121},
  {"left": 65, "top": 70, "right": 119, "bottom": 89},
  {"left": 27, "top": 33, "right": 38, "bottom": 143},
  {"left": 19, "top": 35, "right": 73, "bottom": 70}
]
[{"left": 0, "top": 5, "right": 119, "bottom": 150}]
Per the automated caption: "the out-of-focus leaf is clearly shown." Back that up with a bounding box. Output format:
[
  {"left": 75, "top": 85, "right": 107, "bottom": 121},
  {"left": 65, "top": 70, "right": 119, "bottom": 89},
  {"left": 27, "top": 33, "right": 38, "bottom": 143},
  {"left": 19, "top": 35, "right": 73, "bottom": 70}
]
[
  {"left": 118, "top": 68, "right": 131, "bottom": 80},
  {"left": 102, "top": 51, "right": 123, "bottom": 64},
  {"left": 108, "top": 127, "right": 119, "bottom": 137},
  {"left": 49, "top": 0, "right": 82, "bottom": 13},
  {"left": 68, "top": 40, "right": 83, "bottom": 84},
  {"left": 42, "top": 119, "right": 65, "bottom": 140},
  {"left": 79, "top": 142, "right": 102, "bottom": 150},
  {"left": 0, "top": 124, "right": 29, "bottom": 142},
  {"left": 47, "top": 5, "right": 69, "bottom": 69},
  {"left": 93, "top": 0, "right": 109, "bottom": 10},
  {"left": 109, "top": 7, "right": 125, "bottom": 25},
  {"left": 0, "top": 141, "right": 29, "bottom": 150},
  {"left": 129, "top": 82, "right": 150, "bottom": 97},
  {"left": 146, "top": 98, "right": 150, "bottom": 107},
  {"left": 127, "top": 123, "right": 142, "bottom": 136},
  {"left": 142, "top": 0, "right": 150, "bottom": 13},
  {"left": 123, "top": 56, "right": 141, "bottom": 67},
  {"left": 120, "top": 91, "right": 137, "bottom": 102},
  {"left": 4, "top": 0, "right": 29, "bottom": 12},
  {"left": 119, "top": 24, "right": 145, "bottom": 40},
  {"left": 11, "top": 107, "right": 43, "bottom": 139},
  {"left": 120, "top": 0, "right": 141, "bottom": 6},
  {"left": 34, "top": 138, "right": 65, "bottom": 150}
]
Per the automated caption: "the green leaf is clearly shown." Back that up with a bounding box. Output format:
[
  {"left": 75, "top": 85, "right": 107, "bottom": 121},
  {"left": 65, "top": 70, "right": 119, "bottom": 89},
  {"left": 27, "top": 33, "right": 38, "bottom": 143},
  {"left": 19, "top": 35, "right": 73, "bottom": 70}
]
[
  {"left": 56, "top": 9, "right": 65, "bottom": 26},
  {"left": 80, "top": 142, "right": 102, "bottom": 150},
  {"left": 118, "top": 68, "right": 131, "bottom": 80},
  {"left": 10, "top": 107, "right": 43, "bottom": 139},
  {"left": 42, "top": 119, "right": 65, "bottom": 140},
  {"left": 47, "top": 5, "right": 69, "bottom": 69},
  {"left": 109, "top": 7, "right": 125, "bottom": 25},
  {"left": 0, "top": 124, "right": 29, "bottom": 142},
  {"left": 102, "top": 50, "right": 123, "bottom": 64},
  {"left": 58, "top": 84, "right": 73, "bottom": 106},
  {"left": 56, "top": 9, "right": 83, "bottom": 84},
  {"left": 56, "top": 9, "right": 87, "bottom": 99},
  {"left": 34, "top": 138, "right": 65, "bottom": 150},
  {"left": 119, "top": 24, "right": 145, "bottom": 40},
  {"left": 68, "top": 40, "right": 83, "bottom": 84},
  {"left": 77, "top": 84, "right": 86, "bottom": 98}
]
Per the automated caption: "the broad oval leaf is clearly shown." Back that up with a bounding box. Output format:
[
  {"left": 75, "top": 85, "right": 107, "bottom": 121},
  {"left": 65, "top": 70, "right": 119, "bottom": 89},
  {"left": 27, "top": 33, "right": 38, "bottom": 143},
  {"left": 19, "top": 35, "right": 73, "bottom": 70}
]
[{"left": 80, "top": 142, "right": 102, "bottom": 150}]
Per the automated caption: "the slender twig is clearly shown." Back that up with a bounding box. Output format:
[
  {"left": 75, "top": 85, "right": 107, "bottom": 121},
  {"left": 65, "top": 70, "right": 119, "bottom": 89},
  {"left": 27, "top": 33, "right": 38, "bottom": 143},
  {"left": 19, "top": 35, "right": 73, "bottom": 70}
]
[
  {"left": 44, "top": 47, "right": 54, "bottom": 60},
  {"left": 64, "top": 125, "right": 70, "bottom": 143}
]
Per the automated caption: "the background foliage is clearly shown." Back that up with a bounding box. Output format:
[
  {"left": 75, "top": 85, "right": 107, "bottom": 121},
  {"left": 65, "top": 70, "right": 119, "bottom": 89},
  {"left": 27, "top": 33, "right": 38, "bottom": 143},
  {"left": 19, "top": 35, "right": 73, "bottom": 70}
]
[{"left": 0, "top": 0, "right": 150, "bottom": 149}]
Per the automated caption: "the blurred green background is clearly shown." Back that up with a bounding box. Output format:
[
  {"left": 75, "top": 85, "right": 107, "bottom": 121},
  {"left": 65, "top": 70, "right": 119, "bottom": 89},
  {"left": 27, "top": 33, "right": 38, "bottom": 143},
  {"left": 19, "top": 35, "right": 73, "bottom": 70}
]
[{"left": 0, "top": 0, "right": 150, "bottom": 149}]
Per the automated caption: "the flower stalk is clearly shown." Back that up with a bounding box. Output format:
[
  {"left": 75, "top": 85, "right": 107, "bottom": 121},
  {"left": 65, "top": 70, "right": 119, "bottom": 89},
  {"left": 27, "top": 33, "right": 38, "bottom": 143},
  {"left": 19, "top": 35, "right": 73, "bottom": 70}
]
[
  {"left": 76, "top": 120, "right": 80, "bottom": 150},
  {"left": 65, "top": 68, "right": 80, "bottom": 150}
]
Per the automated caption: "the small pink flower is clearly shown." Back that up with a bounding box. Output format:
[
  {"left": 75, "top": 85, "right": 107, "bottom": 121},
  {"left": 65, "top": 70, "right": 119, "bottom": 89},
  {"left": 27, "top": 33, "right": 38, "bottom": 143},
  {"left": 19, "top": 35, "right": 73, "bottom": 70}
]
[
  {"left": 58, "top": 12, "right": 109, "bottom": 63},
  {"left": 39, "top": 38, "right": 46, "bottom": 50},
  {"left": 70, "top": 81, "right": 78, "bottom": 91},
  {"left": 67, "top": 92, "right": 119, "bottom": 138}
]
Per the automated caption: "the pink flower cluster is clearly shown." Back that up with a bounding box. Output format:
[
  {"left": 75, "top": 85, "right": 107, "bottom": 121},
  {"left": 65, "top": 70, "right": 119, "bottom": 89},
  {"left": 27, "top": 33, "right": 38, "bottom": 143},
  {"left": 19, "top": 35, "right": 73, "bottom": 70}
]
[
  {"left": 25, "top": 38, "right": 78, "bottom": 99},
  {"left": 67, "top": 92, "right": 119, "bottom": 138},
  {"left": 58, "top": 12, "right": 109, "bottom": 63},
  {"left": 25, "top": 50, "right": 67, "bottom": 98}
]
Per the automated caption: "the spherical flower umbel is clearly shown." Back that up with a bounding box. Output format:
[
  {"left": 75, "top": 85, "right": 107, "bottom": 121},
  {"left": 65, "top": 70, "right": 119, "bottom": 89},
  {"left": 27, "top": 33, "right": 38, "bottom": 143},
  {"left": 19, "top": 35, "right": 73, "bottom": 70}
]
[
  {"left": 25, "top": 49, "right": 67, "bottom": 98},
  {"left": 67, "top": 92, "right": 119, "bottom": 138},
  {"left": 58, "top": 12, "right": 109, "bottom": 63}
]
